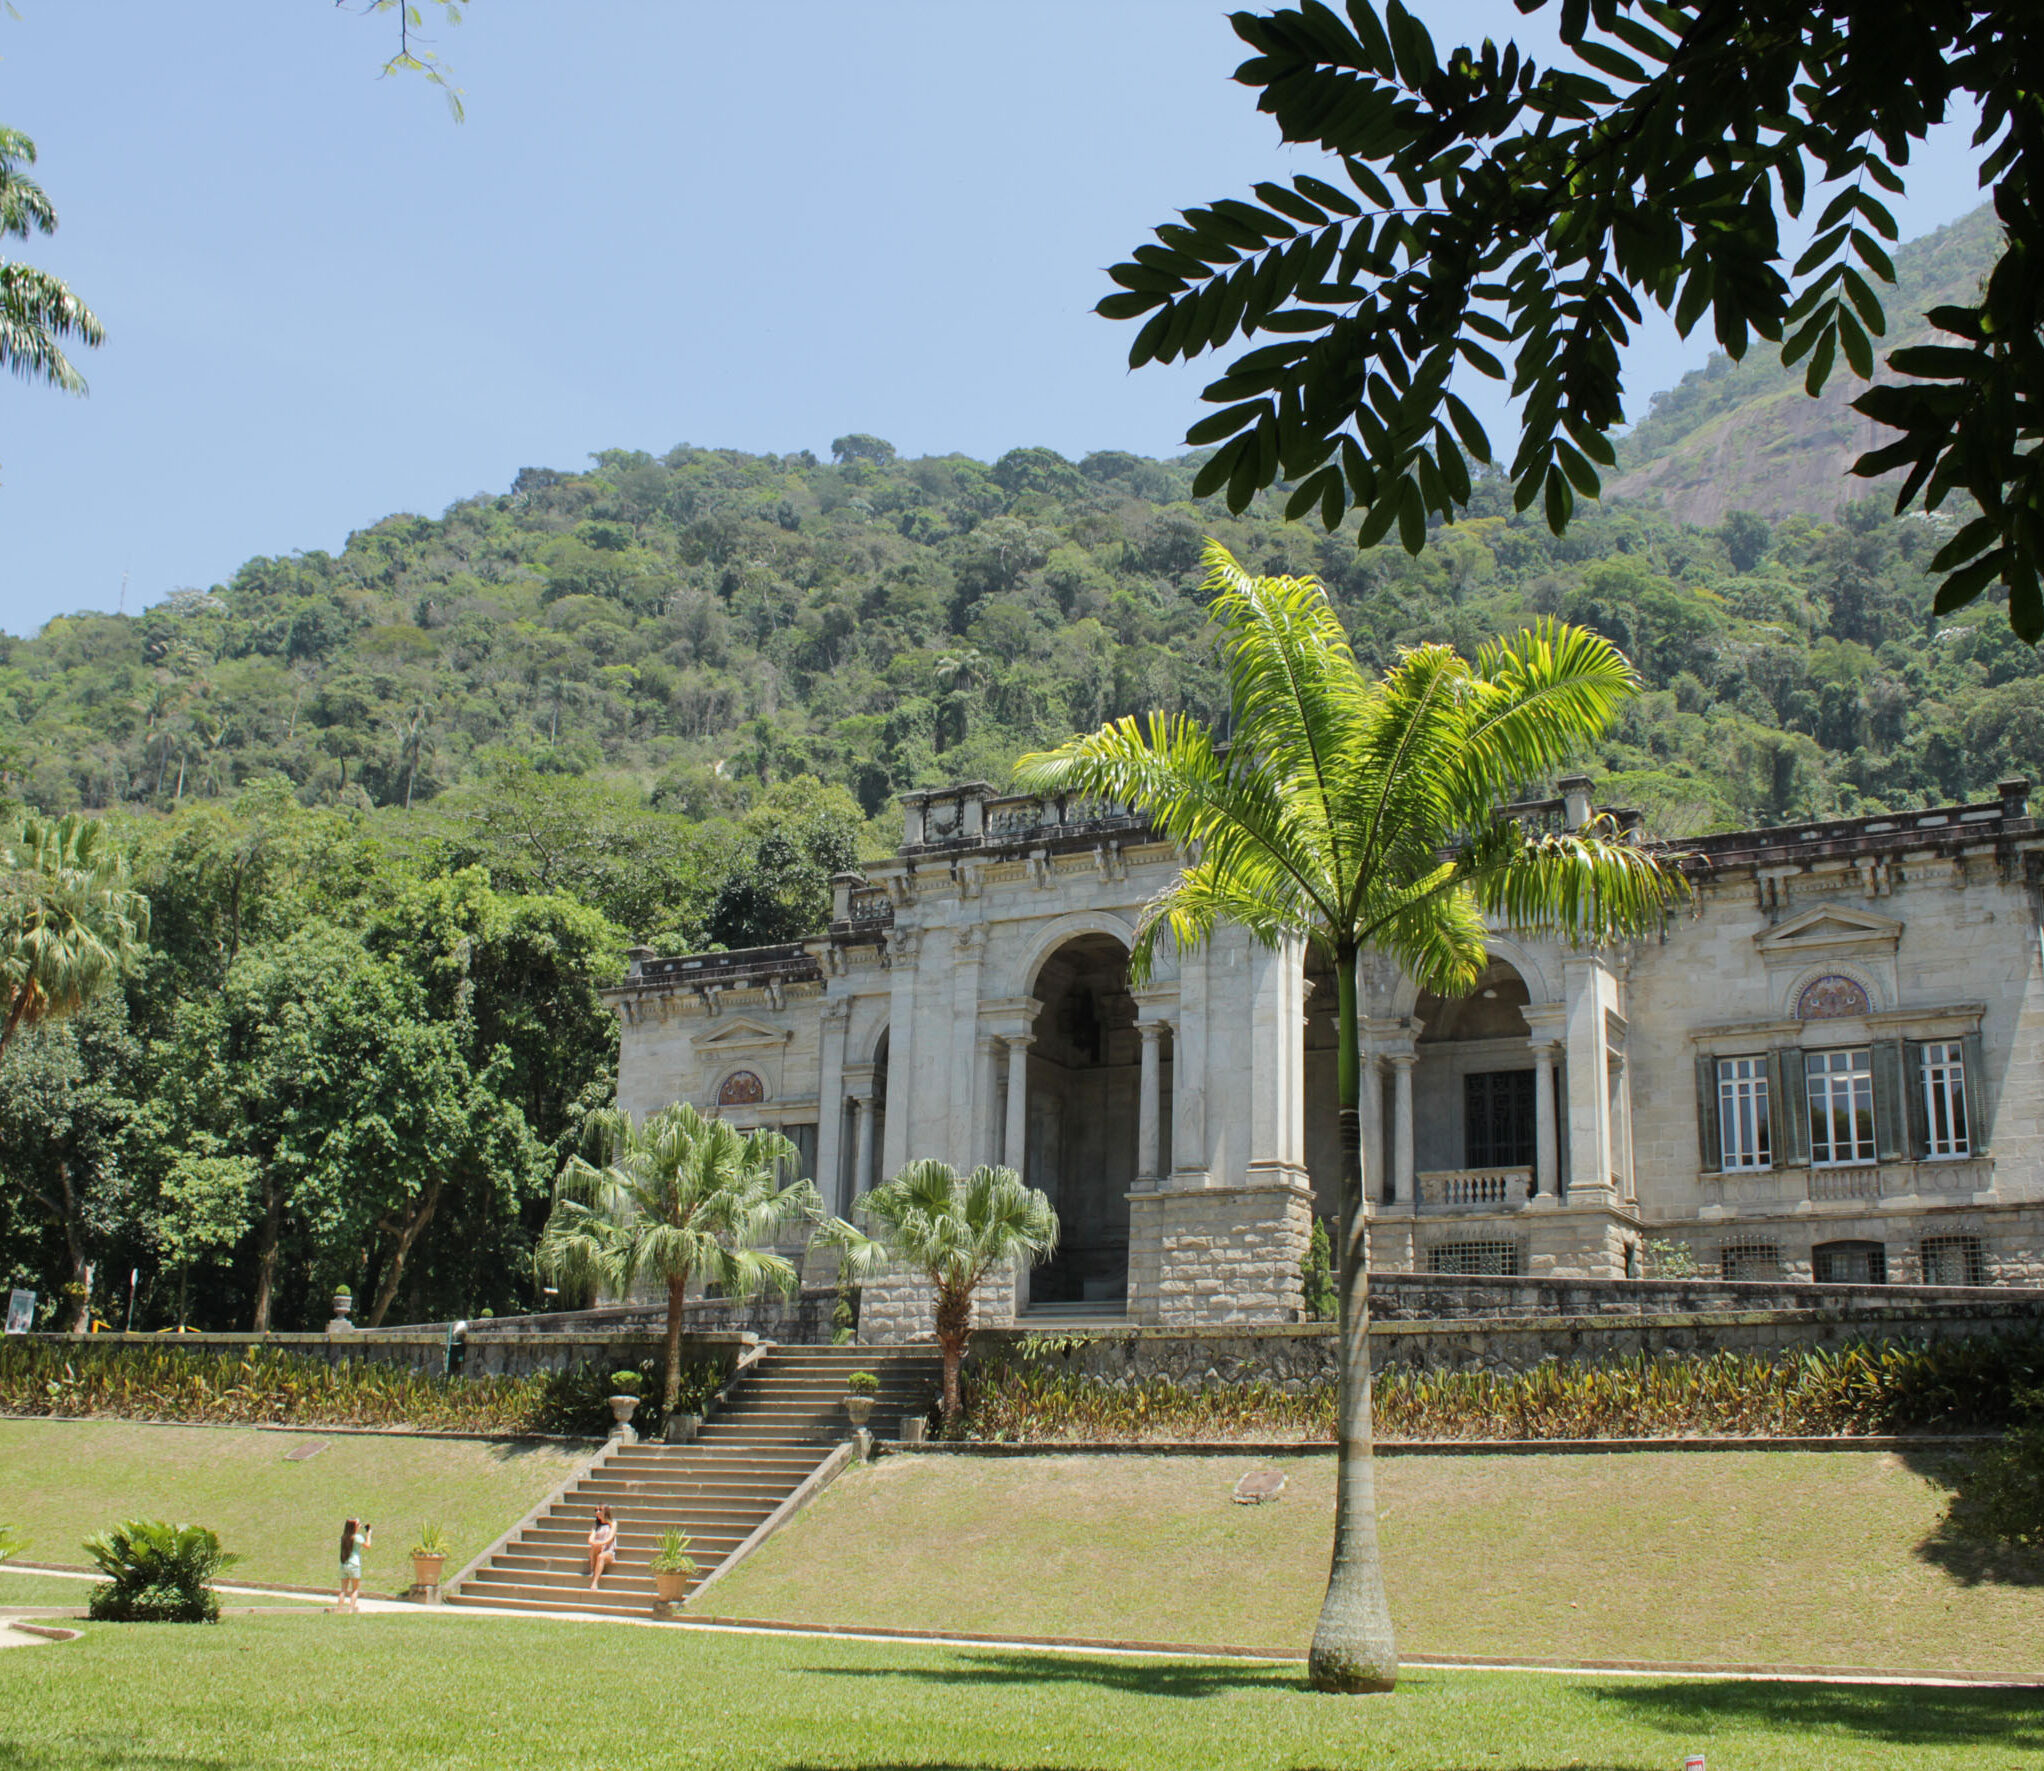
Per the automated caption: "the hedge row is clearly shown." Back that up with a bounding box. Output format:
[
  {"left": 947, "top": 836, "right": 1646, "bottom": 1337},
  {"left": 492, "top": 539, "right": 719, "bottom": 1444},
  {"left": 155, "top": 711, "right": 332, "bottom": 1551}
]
[
  {"left": 0, "top": 1343, "right": 727, "bottom": 1438},
  {"left": 957, "top": 1335, "right": 2044, "bottom": 1443}
]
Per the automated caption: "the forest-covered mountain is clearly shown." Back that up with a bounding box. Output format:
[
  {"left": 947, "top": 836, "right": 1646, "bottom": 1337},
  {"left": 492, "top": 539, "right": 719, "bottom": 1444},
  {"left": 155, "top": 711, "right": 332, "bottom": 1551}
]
[
  {"left": 7, "top": 405, "right": 2041, "bottom": 908},
  {"left": 1608, "top": 205, "right": 1999, "bottom": 525}
]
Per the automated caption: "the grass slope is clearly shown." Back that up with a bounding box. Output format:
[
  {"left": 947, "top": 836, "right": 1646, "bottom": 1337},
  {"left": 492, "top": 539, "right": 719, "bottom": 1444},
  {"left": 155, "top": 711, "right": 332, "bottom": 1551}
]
[
  {"left": 0, "top": 1420, "right": 584, "bottom": 1590},
  {"left": 708, "top": 1449, "right": 2044, "bottom": 1674},
  {"left": 0, "top": 1613, "right": 2035, "bottom": 1771}
]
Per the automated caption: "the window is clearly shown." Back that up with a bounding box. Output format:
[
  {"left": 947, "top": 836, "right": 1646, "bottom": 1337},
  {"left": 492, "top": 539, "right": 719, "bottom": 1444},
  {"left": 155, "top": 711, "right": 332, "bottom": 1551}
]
[
  {"left": 1813, "top": 1240, "right": 1887, "bottom": 1284},
  {"left": 1465, "top": 1070, "right": 1536, "bottom": 1168},
  {"left": 780, "top": 1122, "right": 818, "bottom": 1186},
  {"left": 1920, "top": 1042, "right": 1970, "bottom": 1157},
  {"left": 1920, "top": 1235, "right": 1986, "bottom": 1287},
  {"left": 1806, "top": 1049, "right": 1876, "bottom": 1166},
  {"left": 1720, "top": 1240, "right": 1782, "bottom": 1281},
  {"left": 1716, "top": 1057, "right": 1772, "bottom": 1169},
  {"left": 717, "top": 1070, "right": 766, "bottom": 1107},
  {"left": 1427, "top": 1240, "right": 1519, "bottom": 1277}
]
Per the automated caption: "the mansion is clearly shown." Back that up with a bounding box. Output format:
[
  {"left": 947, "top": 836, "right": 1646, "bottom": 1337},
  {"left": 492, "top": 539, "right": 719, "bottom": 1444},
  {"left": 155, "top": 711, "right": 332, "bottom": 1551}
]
[{"left": 607, "top": 775, "right": 2044, "bottom": 1328}]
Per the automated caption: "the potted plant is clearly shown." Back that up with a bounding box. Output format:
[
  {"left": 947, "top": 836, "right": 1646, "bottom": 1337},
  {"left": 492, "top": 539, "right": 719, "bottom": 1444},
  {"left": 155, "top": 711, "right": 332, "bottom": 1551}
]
[
  {"left": 649, "top": 1527, "right": 697, "bottom": 1609},
  {"left": 607, "top": 1369, "right": 643, "bottom": 1435},
  {"left": 409, "top": 1522, "right": 450, "bottom": 1593},
  {"left": 844, "top": 1369, "right": 879, "bottom": 1428}
]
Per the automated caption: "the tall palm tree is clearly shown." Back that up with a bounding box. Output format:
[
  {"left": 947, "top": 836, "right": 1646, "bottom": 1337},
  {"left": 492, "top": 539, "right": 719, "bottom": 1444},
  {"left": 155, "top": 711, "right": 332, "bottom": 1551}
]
[
  {"left": 1, "top": 812, "right": 152, "bottom": 1062},
  {"left": 538, "top": 1103, "right": 819, "bottom": 1415},
  {"left": 824, "top": 1160, "right": 1058, "bottom": 1423},
  {"left": 1014, "top": 542, "right": 1686, "bottom": 1693},
  {"left": 1, "top": 127, "right": 103, "bottom": 397}
]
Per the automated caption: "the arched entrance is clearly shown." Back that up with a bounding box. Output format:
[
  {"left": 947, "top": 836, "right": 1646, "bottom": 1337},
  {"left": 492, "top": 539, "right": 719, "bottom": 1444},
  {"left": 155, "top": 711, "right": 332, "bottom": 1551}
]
[
  {"left": 1024, "top": 933, "right": 1140, "bottom": 1304},
  {"left": 1413, "top": 958, "right": 1546, "bottom": 1197}
]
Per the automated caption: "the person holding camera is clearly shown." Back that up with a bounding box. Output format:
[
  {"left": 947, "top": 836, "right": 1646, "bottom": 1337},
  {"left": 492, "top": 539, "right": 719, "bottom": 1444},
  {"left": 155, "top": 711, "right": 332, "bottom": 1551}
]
[{"left": 337, "top": 1518, "right": 372, "bottom": 1612}]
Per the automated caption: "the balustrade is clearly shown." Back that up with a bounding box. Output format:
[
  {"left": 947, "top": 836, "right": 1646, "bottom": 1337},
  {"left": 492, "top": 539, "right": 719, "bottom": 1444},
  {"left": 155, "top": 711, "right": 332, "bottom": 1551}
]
[{"left": 1417, "top": 1167, "right": 1531, "bottom": 1211}]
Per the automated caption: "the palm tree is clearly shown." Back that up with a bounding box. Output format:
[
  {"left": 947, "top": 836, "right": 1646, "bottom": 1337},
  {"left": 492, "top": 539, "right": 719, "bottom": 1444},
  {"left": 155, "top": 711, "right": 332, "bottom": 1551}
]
[
  {"left": 1, "top": 812, "right": 152, "bottom": 1062},
  {"left": 824, "top": 1160, "right": 1058, "bottom": 1424},
  {"left": 1014, "top": 542, "right": 1686, "bottom": 1694},
  {"left": 537, "top": 1103, "right": 820, "bottom": 1416},
  {"left": 1, "top": 127, "right": 104, "bottom": 397}
]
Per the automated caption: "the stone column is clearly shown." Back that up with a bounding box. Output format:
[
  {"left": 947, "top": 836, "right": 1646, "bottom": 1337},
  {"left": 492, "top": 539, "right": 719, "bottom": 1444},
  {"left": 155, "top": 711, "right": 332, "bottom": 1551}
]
[
  {"left": 1136, "top": 1019, "right": 1166, "bottom": 1187},
  {"left": 1532, "top": 1042, "right": 1559, "bottom": 1200},
  {"left": 850, "top": 1094, "right": 875, "bottom": 1202},
  {"left": 814, "top": 1000, "right": 851, "bottom": 1214},
  {"left": 975, "top": 1035, "right": 1003, "bottom": 1167},
  {"left": 1358, "top": 1050, "right": 1383, "bottom": 1203},
  {"left": 1003, "top": 1032, "right": 1033, "bottom": 1178},
  {"left": 1390, "top": 1054, "right": 1416, "bottom": 1209}
]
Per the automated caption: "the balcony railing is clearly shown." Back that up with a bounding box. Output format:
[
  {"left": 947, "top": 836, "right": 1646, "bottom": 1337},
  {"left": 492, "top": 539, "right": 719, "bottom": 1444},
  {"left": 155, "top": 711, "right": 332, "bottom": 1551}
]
[{"left": 1418, "top": 1168, "right": 1531, "bottom": 1211}]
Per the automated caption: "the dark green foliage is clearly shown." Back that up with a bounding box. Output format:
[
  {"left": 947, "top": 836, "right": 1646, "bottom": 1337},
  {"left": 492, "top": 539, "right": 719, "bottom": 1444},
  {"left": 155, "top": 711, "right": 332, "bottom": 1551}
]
[
  {"left": 83, "top": 1519, "right": 235, "bottom": 1623},
  {"left": 1301, "top": 1217, "right": 1336, "bottom": 1322},
  {"left": 1946, "top": 1412, "right": 2044, "bottom": 1553},
  {"left": 1103, "top": 5, "right": 2042, "bottom": 633},
  {"left": 0, "top": 1341, "right": 730, "bottom": 1438}
]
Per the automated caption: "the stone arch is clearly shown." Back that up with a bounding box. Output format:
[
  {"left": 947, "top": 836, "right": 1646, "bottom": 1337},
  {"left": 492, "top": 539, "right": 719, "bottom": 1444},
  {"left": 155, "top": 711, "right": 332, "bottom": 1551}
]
[
  {"left": 1387, "top": 933, "right": 1558, "bottom": 1020},
  {"left": 1012, "top": 909, "right": 1143, "bottom": 1001},
  {"left": 1780, "top": 960, "right": 1883, "bottom": 1020}
]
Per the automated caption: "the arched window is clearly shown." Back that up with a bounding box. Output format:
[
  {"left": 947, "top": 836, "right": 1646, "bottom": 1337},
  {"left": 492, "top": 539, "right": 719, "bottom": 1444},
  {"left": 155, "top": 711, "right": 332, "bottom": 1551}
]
[
  {"left": 717, "top": 1070, "right": 765, "bottom": 1107},
  {"left": 1796, "top": 974, "right": 1870, "bottom": 1020}
]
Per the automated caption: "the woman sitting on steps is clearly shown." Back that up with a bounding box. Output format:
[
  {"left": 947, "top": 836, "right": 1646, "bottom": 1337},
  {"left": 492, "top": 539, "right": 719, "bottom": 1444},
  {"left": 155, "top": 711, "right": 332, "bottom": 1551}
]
[{"left": 586, "top": 1506, "right": 617, "bottom": 1590}]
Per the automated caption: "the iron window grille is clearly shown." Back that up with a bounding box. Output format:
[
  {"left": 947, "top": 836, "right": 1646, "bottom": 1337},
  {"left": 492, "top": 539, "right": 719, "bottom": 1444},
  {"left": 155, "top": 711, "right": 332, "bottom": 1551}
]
[
  {"left": 1426, "top": 1240, "right": 1520, "bottom": 1277},
  {"left": 1812, "top": 1240, "right": 1887, "bottom": 1284},
  {"left": 1920, "top": 1235, "right": 1986, "bottom": 1287},
  {"left": 1719, "top": 1241, "right": 1783, "bottom": 1281},
  {"left": 1806, "top": 1048, "right": 1876, "bottom": 1166}
]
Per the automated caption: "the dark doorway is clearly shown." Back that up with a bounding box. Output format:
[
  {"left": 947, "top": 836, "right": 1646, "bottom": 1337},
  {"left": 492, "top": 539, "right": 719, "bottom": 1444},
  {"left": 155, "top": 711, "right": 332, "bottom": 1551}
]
[{"left": 1465, "top": 1069, "right": 1536, "bottom": 1168}]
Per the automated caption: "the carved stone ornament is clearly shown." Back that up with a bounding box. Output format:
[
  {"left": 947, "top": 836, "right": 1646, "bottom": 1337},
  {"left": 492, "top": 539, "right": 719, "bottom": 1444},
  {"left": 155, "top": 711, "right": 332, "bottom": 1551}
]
[
  {"left": 717, "top": 1070, "right": 767, "bottom": 1107},
  {"left": 1796, "top": 974, "right": 1871, "bottom": 1020}
]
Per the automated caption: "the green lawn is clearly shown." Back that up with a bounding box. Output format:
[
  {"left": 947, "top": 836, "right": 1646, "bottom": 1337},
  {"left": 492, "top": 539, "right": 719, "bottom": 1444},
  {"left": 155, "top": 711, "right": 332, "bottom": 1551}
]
[
  {"left": 0, "top": 1420, "right": 584, "bottom": 1591},
  {"left": 0, "top": 1612, "right": 2034, "bottom": 1770},
  {"left": 0, "top": 1569, "right": 325, "bottom": 1611},
  {"left": 708, "top": 1448, "right": 2044, "bottom": 1675}
]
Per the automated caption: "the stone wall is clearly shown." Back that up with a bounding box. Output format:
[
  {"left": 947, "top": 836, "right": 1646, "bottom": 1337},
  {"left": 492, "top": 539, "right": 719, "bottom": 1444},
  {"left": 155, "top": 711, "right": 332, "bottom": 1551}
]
[
  {"left": 970, "top": 1292, "right": 2044, "bottom": 1384},
  {"left": 1127, "top": 1179, "right": 1314, "bottom": 1325},
  {"left": 1359, "top": 1269, "right": 2038, "bottom": 1319},
  {"left": 859, "top": 1261, "right": 1018, "bottom": 1346}
]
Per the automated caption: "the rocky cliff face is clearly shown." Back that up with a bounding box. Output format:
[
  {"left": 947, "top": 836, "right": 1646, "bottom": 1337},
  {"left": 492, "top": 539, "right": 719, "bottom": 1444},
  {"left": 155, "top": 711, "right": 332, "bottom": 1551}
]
[{"left": 1609, "top": 207, "right": 1999, "bottom": 525}]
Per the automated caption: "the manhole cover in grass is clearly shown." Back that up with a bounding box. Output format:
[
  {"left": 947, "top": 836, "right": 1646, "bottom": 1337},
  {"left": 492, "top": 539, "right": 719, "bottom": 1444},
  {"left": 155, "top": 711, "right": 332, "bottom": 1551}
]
[
  {"left": 283, "top": 1441, "right": 329, "bottom": 1462},
  {"left": 1233, "top": 1469, "right": 1286, "bottom": 1504}
]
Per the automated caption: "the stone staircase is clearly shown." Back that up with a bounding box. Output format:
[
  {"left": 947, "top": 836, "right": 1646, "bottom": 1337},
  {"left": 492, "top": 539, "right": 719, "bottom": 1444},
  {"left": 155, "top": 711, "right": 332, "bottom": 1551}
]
[{"left": 447, "top": 1344, "right": 939, "bottom": 1619}]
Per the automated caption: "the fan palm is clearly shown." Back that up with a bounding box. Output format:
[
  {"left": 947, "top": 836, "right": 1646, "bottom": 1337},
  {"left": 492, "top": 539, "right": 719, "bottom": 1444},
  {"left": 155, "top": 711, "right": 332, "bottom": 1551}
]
[
  {"left": 824, "top": 1160, "right": 1058, "bottom": 1423},
  {"left": 538, "top": 1103, "right": 820, "bottom": 1414},
  {"left": 1, "top": 812, "right": 152, "bottom": 1062},
  {"left": 1013, "top": 541, "right": 1687, "bottom": 1694}
]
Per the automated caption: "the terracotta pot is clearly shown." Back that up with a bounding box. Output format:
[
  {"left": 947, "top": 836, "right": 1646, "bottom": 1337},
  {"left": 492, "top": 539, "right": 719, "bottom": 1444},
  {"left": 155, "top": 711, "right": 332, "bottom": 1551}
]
[
  {"left": 652, "top": 1568, "right": 691, "bottom": 1604},
  {"left": 844, "top": 1395, "right": 875, "bottom": 1427},
  {"left": 410, "top": 1552, "right": 446, "bottom": 1587}
]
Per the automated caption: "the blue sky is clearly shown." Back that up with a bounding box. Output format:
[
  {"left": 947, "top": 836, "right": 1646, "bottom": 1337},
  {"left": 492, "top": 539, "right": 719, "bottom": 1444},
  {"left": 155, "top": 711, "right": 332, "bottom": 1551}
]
[{"left": 0, "top": 2, "right": 1988, "bottom": 635}]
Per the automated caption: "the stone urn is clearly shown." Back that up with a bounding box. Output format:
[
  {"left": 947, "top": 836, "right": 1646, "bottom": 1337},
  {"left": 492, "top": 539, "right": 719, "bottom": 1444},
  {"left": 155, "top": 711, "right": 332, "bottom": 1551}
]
[
  {"left": 326, "top": 1290, "right": 357, "bottom": 1334},
  {"left": 607, "top": 1394, "right": 640, "bottom": 1439},
  {"left": 898, "top": 1414, "right": 926, "bottom": 1444},
  {"left": 843, "top": 1395, "right": 875, "bottom": 1429},
  {"left": 665, "top": 1412, "right": 701, "bottom": 1444}
]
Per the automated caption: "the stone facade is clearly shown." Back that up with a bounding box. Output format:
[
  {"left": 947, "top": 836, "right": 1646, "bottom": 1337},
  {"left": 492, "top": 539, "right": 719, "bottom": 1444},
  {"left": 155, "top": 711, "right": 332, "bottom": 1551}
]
[{"left": 607, "top": 776, "right": 2044, "bottom": 1335}]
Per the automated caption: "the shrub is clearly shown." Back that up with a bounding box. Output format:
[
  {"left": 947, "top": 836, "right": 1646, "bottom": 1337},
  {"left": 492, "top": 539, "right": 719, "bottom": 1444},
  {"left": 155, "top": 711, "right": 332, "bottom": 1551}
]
[
  {"left": 0, "top": 1342, "right": 730, "bottom": 1439},
  {"left": 83, "top": 1520, "right": 237, "bottom": 1624},
  {"left": 1301, "top": 1218, "right": 1336, "bottom": 1322},
  {"left": 956, "top": 1334, "right": 2044, "bottom": 1444},
  {"left": 845, "top": 1370, "right": 879, "bottom": 1397},
  {"left": 649, "top": 1528, "right": 697, "bottom": 1577},
  {"left": 410, "top": 1522, "right": 450, "bottom": 1558},
  {"left": 608, "top": 1370, "right": 644, "bottom": 1394},
  {"left": 1941, "top": 1385, "right": 2044, "bottom": 1552}
]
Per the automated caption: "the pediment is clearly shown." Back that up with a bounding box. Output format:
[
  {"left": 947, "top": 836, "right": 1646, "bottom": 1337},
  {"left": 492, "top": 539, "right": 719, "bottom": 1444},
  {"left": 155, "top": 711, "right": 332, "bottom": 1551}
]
[
  {"left": 1754, "top": 904, "right": 1902, "bottom": 957},
  {"left": 689, "top": 1016, "right": 794, "bottom": 1052}
]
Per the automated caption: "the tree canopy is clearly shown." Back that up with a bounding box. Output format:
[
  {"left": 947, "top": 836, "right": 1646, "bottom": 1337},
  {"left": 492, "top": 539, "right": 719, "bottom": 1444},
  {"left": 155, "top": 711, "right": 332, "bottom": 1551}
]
[{"left": 1100, "top": 1, "right": 2042, "bottom": 636}]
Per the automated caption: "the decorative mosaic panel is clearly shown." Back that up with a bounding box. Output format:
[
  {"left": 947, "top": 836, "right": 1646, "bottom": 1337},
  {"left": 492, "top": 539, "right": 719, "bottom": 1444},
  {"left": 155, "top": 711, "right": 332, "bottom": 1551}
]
[
  {"left": 1796, "top": 974, "right": 1870, "bottom": 1019},
  {"left": 716, "top": 1070, "right": 766, "bottom": 1107}
]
